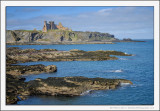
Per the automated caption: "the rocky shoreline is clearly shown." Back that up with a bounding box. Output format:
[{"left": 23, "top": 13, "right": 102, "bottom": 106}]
[
  {"left": 6, "top": 41, "right": 115, "bottom": 45},
  {"left": 6, "top": 74, "right": 132, "bottom": 104},
  {"left": 6, "top": 30, "right": 116, "bottom": 44},
  {"left": 6, "top": 64, "right": 57, "bottom": 76},
  {"left": 6, "top": 30, "right": 144, "bottom": 45},
  {"left": 6, "top": 47, "right": 133, "bottom": 104},
  {"left": 7, "top": 47, "right": 132, "bottom": 64}
]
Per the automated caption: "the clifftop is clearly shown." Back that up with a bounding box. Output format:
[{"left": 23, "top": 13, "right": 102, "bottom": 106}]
[
  {"left": 6, "top": 20, "right": 143, "bottom": 45},
  {"left": 6, "top": 30, "right": 116, "bottom": 45}
]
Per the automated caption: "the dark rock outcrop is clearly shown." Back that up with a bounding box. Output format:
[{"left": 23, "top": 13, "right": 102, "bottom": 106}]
[
  {"left": 6, "top": 74, "right": 28, "bottom": 104},
  {"left": 6, "top": 64, "right": 57, "bottom": 76},
  {"left": 7, "top": 47, "right": 132, "bottom": 63},
  {"left": 6, "top": 75, "right": 133, "bottom": 104},
  {"left": 6, "top": 30, "right": 116, "bottom": 44},
  {"left": 27, "top": 76, "right": 132, "bottom": 96},
  {"left": 113, "top": 38, "right": 145, "bottom": 42},
  {"left": 123, "top": 38, "right": 133, "bottom": 41},
  {"left": 6, "top": 47, "right": 133, "bottom": 104}
]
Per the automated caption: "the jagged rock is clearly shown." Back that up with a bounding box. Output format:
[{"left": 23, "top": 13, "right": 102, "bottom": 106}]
[
  {"left": 6, "top": 64, "right": 57, "bottom": 76},
  {"left": 6, "top": 75, "right": 133, "bottom": 104},
  {"left": 27, "top": 76, "right": 133, "bottom": 96},
  {"left": 6, "top": 48, "right": 132, "bottom": 63},
  {"left": 69, "top": 49, "right": 84, "bottom": 52},
  {"left": 6, "top": 74, "right": 28, "bottom": 104},
  {"left": 6, "top": 30, "right": 116, "bottom": 44},
  {"left": 123, "top": 38, "right": 132, "bottom": 41},
  {"left": 44, "top": 65, "right": 57, "bottom": 72}
]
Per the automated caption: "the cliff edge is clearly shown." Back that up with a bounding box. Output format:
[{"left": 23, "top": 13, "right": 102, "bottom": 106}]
[{"left": 6, "top": 30, "right": 117, "bottom": 44}]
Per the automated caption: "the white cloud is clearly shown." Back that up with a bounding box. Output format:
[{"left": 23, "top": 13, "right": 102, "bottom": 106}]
[{"left": 98, "top": 8, "right": 113, "bottom": 13}]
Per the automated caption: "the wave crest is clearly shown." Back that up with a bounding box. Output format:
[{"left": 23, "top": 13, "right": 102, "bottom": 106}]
[
  {"left": 119, "top": 83, "right": 131, "bottom": 86},
  {"left": 80, "top": 90, "right": 92, "bottom": 95},
  {"left": 108, "top": 69, "right": 123, "bottom": 73},
  {"left": 119, "top": 58, "right": 128, "bottom": 60}
]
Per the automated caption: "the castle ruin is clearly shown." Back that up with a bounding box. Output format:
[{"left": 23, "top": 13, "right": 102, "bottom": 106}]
[{"left": 42, "top": 21, "right": 70, "bottom": 32}]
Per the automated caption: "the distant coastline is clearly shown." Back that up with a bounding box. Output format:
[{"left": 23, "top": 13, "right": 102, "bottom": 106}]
[{"left": 6, "top": 29, "right": 145, "bottom": 45}]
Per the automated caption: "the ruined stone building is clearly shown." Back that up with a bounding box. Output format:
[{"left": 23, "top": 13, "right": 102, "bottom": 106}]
[{"left": 42, "top": 21, "right": 70, "bottom": 32}]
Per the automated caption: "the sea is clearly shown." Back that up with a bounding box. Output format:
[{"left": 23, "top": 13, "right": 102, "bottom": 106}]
[{"left": 7, "top": 39, "right": 154, "bottom": 105}]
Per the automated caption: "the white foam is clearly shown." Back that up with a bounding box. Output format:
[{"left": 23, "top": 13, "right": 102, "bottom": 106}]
[
  {"left": 131, "top": 84, "right": 143, "bottom": 88},
  {"left": 119, "top": 58, "right": 128, "bottom": 60},
  {"left": 120, "top": 83, "right": 130, "bottom": 86},
  {"left": 108, "top": 69, "right": 123, "bottom": 73},
  {"left": 80, "top": 90, "right": 92, "bottom": 95}
]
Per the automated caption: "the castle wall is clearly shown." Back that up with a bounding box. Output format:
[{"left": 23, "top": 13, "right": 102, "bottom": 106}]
[{"left": 42, "top": 21, "right": 69, "bottom": 32}]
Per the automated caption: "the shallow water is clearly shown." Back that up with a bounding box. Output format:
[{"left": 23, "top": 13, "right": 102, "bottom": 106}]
[{"left": 7, "top": 39, "right": 154, "bottom": 105}]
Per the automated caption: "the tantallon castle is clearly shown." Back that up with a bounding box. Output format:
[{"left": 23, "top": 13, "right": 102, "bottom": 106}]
[{"left": 42, "top": 21, "right": 71, "bottom": 32}]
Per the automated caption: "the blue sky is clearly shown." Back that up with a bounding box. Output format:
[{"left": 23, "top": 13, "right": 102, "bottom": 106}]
[{"left": 6, "top": 6, "right": 153, "bottom": 39}]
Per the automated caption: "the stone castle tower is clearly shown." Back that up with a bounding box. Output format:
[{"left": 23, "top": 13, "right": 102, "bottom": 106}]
[
  {"left": 42, "top": 21, "right": 70, "bottom": 32},
  {"left": 42, "top": 21, "right": 56, "bottom": 32}
]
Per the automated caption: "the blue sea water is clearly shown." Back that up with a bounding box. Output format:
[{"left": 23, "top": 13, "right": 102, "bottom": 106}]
[{"left": 7, "top": 39, "right": 154, "bottom": 105}]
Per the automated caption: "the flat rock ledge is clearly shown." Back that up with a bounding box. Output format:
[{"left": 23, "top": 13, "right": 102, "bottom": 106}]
[
  {"left": 28, "top": 76, "right": 133, "bottom": 96},
  {"left": 7, "top": 47, "right": 132, "bottom": 64},
  {"left": 6, "top": 75, "right": 132, "bottom": 104},
  {"left": 6, "top": 64, "right": 57, "bottom": 76}
]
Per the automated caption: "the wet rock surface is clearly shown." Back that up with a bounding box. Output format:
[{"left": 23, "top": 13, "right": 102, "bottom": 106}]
[
  {"left": 6, "top": 64, "right": 57, "bottom": 76},
  {"left": 6, "top": 75, "right": 132, "bottom": 104},
  {"left": 27, "top": 76, "right": 132, "bottom": 96},
  {"left": 6, "top": 47, "right": 133, "bottom": 104},
  {"left": 6, "top": 74, "right": 28, "bottom": 104},
  {"left": 7, "top": 47, "right": 132, "bottom": 63}
]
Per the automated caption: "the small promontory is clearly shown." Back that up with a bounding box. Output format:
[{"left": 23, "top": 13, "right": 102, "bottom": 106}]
[
  {"left": 6, "top": 74, "right": 133, "bottom": 104},
  {"left": 7, "top": 47, "right": 132, "bottom": 63}
]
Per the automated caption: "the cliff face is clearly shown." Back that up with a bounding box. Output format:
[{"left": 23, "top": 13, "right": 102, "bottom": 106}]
[{"left": 6, "top": 30, "right": 117, "bottom": 44}]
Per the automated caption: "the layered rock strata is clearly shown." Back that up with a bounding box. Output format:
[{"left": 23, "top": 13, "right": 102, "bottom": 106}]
[
  {"left": 6, "top": 47, "right": 133, "bottom": 105},
  {"left": 6, "top": 74, "right": 28, "bottom": 104},
  {"left": 7, "top": 47, "right": 132, "bottom": 63},
  {"left": 6, "top": 30, "right": 116, "bottom": 44},
  {"left": 6, "top": 75, "right": 132, "bottom": 104},
  {"left": 28, "top": 76, "right": 133, "bottom": 96},
  {"left": 6, "top": 64, "right": 57, "bottom": 76}
]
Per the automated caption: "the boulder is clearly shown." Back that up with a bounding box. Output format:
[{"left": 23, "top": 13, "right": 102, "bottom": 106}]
[{"left": 44, "top": 65, "right": 57, "bottom": 72}]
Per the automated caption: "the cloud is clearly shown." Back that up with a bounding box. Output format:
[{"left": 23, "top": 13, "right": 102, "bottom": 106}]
[
  {"left": 7, "top": 7, "right": 153, "bottom": 39},
  {"left": 98, "top": 8, "right": 113, "bottom": 13}
]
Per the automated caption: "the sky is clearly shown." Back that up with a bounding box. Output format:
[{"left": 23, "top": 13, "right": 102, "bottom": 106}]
[{"left": 6, "top": 6, "right": 154, "bottom": 39}]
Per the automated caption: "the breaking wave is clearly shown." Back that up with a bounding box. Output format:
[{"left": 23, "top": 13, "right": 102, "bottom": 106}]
[
  {"left": 108, "top": 69, "right": 123, "bottom": 73},
  {"left": 80, "top": 90, "right": 92, "bottom": 95},
  {"left": 119, "top": 83, "right": 131, "bottom": 86},
  {"left": 119, "top": 58, "right": 128, "bottom": 60}
]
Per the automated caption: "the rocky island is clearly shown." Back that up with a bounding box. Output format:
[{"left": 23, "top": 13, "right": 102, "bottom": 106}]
[{"left": 6, "top": 74, "right": 132, "bottom": 104}]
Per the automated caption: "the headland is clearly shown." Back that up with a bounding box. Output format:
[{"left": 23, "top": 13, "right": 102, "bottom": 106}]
[{"left": 6, "top": 21, "right": 144, "bottom": 45}]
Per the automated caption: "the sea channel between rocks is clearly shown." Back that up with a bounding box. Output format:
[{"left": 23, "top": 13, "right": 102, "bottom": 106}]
[{"left": 6, "top": 47, "right": 133, "bottom": 104}]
